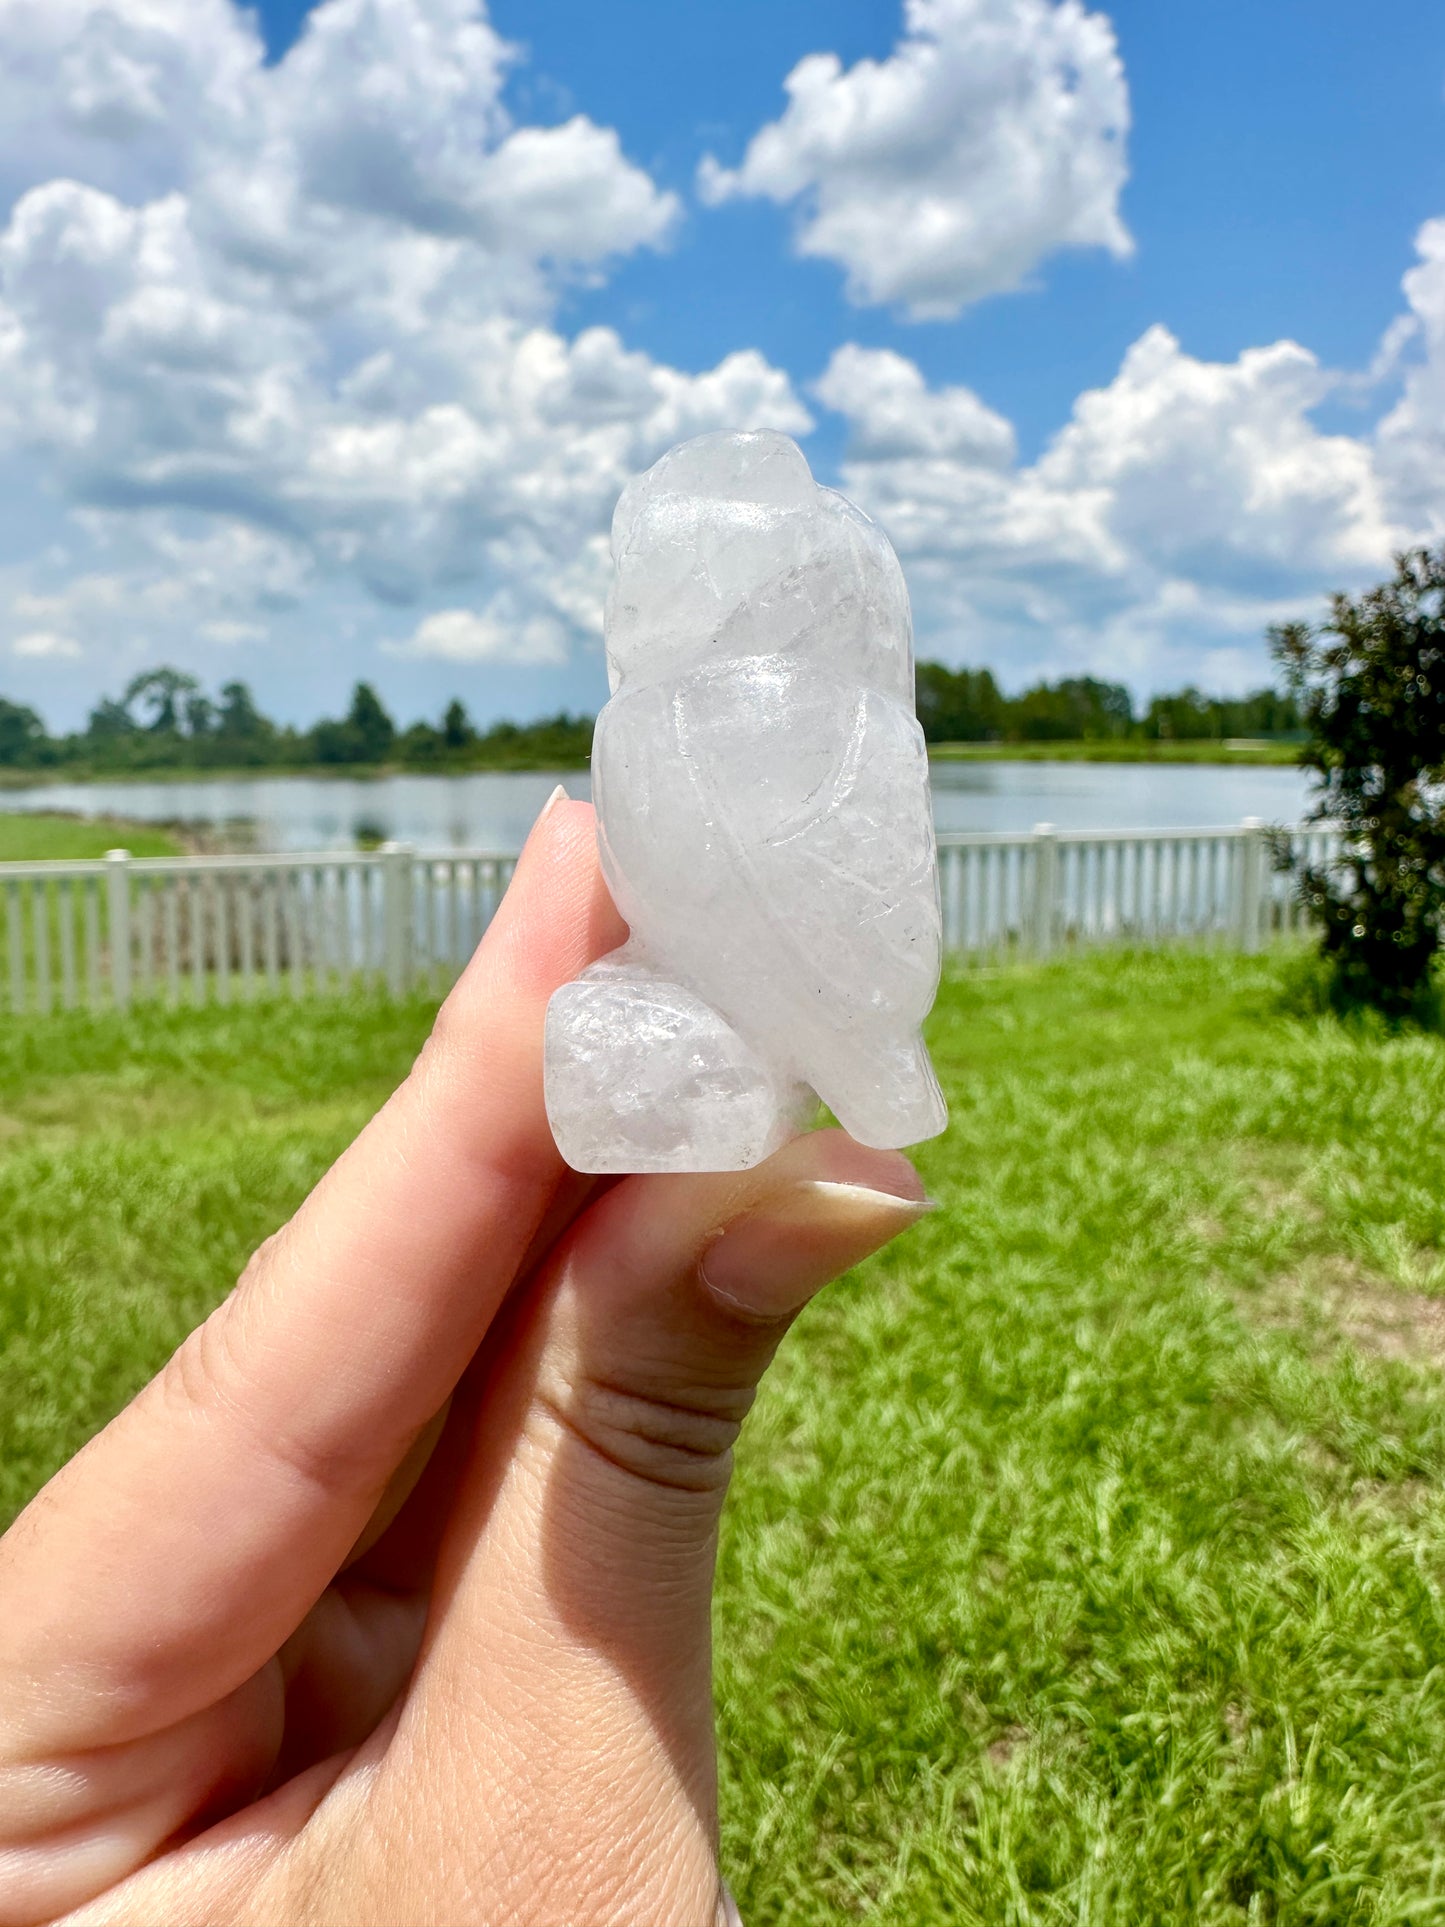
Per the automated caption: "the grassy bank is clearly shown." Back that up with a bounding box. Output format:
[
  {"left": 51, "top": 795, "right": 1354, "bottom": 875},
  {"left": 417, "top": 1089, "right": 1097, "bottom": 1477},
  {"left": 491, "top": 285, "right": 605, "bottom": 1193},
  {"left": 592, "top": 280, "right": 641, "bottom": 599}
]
[
  {"left": 2, "top": 952, "right": 1444, "bottom": 1920},
  {"left": 0, "top": 740, "right": 1302, "bottom": 788},
  {"left": 0, "top": 756, "right": 590, "bottom": 788},
  {"left": 929, "top": 738, "right": 1303, "bottom": 765},
  {"left": 0, "top": 811, "right": 183, "bottom": 860}
]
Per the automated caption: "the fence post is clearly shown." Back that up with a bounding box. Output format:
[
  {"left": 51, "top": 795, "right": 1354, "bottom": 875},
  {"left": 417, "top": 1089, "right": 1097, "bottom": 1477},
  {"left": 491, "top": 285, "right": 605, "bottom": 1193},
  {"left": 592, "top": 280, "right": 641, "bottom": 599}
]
[
  {"left": 1236, "top": 816, "right": 1266, "bottom": 954},
  {"left": 1030, "top": 823, "right": 1058, "bottom": 958},
  {"left": 381, "top": 841, "right": 414, "bottom": 995},
  {"left": 105, "top": 848, "right": 131, "bottom": 1011}
]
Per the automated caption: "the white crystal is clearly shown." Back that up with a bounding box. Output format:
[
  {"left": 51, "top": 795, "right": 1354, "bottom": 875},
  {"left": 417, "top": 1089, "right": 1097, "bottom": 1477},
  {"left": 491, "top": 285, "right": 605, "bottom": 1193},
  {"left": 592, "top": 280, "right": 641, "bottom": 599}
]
[{"left": 544, "top": 428, "right": 948, "bottom": 1173}]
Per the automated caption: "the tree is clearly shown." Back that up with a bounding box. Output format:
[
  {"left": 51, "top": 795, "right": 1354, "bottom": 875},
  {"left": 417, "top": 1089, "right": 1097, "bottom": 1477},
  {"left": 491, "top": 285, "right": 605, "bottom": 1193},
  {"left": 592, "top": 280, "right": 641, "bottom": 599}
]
[
  {"left": 349, "top": 683, "right": 394, "bottom": 760},
  {"left": 1009, "top": 676, "right": 1133, "bottom": 741},
  {"left": 85, "top": 697, "right": 137, "bottom": 743},
  {"left": 312, "top": 682, "right": 396, "bottom": 764},
  {"left": 397, "top": 720, "right": 443, "bottom": 766},
  {"left": 1272, "top": 546, "right": 1445, "bottom": 1020},
  {"left": 0, "top": 697, "right": 45, "bottom": 766},
  {"left": 123, "top": 667, "right": 201, "bottom": 735},
  {"left": 208, "top": 681, "right": 277, "bottom": 764},
  {"left": 1223, "top": 686, "right": 1302, "bottom": 737},
  {"left": 217, "top": 681, "right": 270, "bottom": 742},
  {"left": 442, "top": 698, "right": 474, "bottom": 750},
  {"left": 1145, "top": 685, "right": 1302, "bottom": 741},
  {"left": 914, "top": 663, "right": 1004, "bottom": 742},
  {"left": 1145, "top": 687, "right": 1217, "bottom": 741}
]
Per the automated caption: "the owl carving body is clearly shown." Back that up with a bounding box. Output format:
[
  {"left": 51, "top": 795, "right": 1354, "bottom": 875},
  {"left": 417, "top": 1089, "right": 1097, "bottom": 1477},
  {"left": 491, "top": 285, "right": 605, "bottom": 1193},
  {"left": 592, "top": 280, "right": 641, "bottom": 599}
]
[{"left": 544, "top": 430, "right": 948, "bottom": 1174}]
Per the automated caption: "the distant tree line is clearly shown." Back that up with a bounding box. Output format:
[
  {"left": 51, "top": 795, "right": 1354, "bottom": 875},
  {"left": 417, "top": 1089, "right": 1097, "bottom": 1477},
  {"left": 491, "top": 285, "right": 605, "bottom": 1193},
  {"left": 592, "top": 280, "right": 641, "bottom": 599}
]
[
  {"left": 0, "top": 668, "right": 594, "bottom": 772},
  {"left": 0, "top": 659, "right": 1304, "bottom": 775},
  {"left": 914, "top": 663, "right": 1303, "bottom": 744}
]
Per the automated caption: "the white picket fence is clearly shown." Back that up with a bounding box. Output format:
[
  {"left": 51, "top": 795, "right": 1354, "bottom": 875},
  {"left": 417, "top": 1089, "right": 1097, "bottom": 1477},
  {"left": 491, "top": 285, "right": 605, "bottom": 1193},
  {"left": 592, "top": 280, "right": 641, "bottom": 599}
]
[
  {"left": 0, "top": 819, "right": 1338, "bottom": 1017},
  {"left": 937, "top": 818, "right": 1341, "bottom": 962},
  {"left": 0, "top": 844, "right": 516, "bottom": 1016}
]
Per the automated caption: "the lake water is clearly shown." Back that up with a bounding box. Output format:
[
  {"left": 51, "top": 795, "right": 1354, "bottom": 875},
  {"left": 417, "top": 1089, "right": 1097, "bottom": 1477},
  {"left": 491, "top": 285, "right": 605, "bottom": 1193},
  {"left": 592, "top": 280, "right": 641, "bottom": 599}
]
[{"left": 0, "top": 761, "right": 1314, "bottom": 853}]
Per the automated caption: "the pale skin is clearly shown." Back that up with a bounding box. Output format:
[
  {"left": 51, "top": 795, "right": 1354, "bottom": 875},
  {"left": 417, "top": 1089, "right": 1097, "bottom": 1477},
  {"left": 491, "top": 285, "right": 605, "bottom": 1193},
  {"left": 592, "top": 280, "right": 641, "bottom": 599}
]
[{"left": 0, "top": 795, "right": 929, "bottom": 1927}]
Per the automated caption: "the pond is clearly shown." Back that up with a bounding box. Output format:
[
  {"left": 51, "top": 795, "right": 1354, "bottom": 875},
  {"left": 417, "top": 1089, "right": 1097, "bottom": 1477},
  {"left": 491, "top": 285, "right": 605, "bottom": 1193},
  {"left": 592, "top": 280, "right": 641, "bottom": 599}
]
[{"left": 0, "top": 760, "right": 1314, "bottom": 854}]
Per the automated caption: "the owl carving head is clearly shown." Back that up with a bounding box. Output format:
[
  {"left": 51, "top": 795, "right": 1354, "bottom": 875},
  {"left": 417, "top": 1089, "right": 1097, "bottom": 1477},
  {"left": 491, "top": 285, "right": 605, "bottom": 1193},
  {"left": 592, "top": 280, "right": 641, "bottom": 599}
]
[{"left": 603, "top": 430, "right": 913, "bottom": 701}]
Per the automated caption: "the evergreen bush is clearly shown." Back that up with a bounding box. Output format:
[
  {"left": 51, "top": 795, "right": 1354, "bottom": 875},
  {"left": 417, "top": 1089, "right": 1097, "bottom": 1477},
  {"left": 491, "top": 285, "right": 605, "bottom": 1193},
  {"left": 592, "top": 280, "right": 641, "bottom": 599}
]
[{"left": 1272, "top": 547, "right": 1445, "bottom": 1021}]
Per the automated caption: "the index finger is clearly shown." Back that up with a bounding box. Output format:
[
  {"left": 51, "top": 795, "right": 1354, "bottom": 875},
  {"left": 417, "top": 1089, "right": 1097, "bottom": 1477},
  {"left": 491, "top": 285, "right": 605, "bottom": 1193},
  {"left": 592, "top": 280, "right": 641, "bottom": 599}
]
[{"left": 0, "top": 793, "right": 624, "bottom": 1752}]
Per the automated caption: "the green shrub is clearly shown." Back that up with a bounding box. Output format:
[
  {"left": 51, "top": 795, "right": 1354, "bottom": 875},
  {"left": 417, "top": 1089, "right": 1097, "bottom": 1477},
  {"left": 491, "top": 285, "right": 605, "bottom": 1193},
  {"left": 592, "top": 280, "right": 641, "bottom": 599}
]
[{"left": 1272, "top": 546, "right": 1445, "bottom": 1022}]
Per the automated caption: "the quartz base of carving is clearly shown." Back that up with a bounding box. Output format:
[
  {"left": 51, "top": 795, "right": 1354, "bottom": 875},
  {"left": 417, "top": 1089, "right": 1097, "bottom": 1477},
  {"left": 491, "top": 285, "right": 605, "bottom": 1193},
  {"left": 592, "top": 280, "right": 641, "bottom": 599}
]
[
  {"left": 544, "top": 428, "right": 949, "bottom": 1175},
  {"left": 546, "top": 945, "right": 817, "bottom": 1173}
]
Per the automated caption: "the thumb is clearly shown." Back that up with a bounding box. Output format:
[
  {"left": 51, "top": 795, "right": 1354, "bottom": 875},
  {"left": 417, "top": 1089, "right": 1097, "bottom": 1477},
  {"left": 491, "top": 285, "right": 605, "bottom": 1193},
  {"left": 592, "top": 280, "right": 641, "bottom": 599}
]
[{"left": 365, "top": 1131, "right": 927, "bottom": 1926}]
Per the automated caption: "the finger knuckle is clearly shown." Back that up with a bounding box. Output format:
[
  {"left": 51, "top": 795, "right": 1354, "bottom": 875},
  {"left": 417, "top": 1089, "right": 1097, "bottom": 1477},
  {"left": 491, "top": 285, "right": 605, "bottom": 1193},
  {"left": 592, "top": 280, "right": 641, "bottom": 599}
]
[{"left": 539, "top": 1372, "right": 756, "bottom": 1497}]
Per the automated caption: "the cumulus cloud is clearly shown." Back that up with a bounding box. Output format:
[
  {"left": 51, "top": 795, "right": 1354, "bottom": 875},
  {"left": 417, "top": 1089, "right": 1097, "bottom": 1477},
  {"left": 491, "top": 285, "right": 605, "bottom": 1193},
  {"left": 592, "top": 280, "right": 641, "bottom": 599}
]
[
  {"left": 1037, "top": 327, "right": 1393, "bottom": 591},
  {"left": 0, "top": 0, "right": 807, "bottom": 696},
  {"left": 0, "top": 0, "right": 260, "bottom": 211},
  {"left": 390, "top": 603, "right": 569, "bottom": 664},
  {"left": 1374, "top": 218, "right": 1445, "bottom": 534},
  {"left": 200, "top": 618, "right": 267, "bottom": 644},
  {"left": 816, "top": 325, "right": 1403, "bottom": 688},
  {"left": 814, "top": 344, "right": 1015, "bottom": 463},
  {"left": 13, "top": 629, "right": 81, "bottom": 658},
  {"left": 699, "top": 0, "right": 1131, "bottom": 318},
  {"left": 3, "top": 0, "right": 1444, "bottom": 709},
  {"left": 273, "top": 0, "right": 677, "bottom": 261}
]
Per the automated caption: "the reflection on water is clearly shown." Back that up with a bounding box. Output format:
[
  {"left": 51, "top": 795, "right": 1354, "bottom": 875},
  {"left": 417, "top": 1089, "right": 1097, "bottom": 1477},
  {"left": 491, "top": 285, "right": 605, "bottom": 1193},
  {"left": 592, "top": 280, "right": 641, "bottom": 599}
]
[{"left": 0, "top": 760, "right": 1314, "bottom": 854}]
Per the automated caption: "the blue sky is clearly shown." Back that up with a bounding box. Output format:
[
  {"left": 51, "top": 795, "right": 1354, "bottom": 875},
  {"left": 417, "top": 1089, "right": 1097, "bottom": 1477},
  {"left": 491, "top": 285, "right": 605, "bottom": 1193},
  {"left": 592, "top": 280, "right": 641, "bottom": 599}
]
[
  {"left": 0, "top": 0, "right": 1443, "bottom": 728},
  {"left": 253, "top": 0, "right": 1445, "bottom": 449},
  {"left": 425, "top": 0, "right": 1445, "bottom": 446}
]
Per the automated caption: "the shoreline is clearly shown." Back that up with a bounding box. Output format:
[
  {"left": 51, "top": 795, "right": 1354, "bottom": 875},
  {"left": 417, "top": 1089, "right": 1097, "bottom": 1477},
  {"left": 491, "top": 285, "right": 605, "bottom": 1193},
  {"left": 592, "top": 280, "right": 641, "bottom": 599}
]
[
  {"left": 0, "top": 760, "right": 592, "bottom": 789},
  {"left": 0, "top": 739, "right": 1301, "bottom": 789},
  {"left": 928, "top": 739, "right": 1301, "bottom": 766}
]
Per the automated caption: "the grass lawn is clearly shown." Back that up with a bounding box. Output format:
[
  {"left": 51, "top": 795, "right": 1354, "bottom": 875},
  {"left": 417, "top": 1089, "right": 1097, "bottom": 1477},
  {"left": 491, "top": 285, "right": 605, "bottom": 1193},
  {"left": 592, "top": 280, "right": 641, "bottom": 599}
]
[
  {"left": 0, "top": 810, "right": 182, "bottom": 860},
  {"left": 2, "top": 952, "right": 1444, "bottom": 1920}
]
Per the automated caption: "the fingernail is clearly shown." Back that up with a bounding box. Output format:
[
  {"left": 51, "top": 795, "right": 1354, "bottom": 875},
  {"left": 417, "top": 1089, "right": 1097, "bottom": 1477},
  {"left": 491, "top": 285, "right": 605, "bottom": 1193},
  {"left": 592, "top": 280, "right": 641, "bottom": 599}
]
[
  {"left": 700, "top": 1180, "right": 934, "bottom": 1321},
  {"left": 523, "top": 784, "right": 570, "bottom": 849},
  {"left": 535, "top": 783, "right": 569, "bottom": 827}
]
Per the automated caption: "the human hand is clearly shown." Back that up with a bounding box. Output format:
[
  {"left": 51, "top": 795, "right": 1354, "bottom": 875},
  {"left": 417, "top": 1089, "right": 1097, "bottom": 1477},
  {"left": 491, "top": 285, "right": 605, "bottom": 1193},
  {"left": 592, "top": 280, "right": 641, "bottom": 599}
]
[{"left": 0, "top": 795, "right": 928, "bottom": 1927}]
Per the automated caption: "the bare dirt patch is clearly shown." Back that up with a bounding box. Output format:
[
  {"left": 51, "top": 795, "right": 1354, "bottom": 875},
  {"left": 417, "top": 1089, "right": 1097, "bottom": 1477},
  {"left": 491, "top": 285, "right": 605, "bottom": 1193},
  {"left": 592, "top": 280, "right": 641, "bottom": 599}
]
[
  {"left": 1349, "top": 1473, "right": 1434, "bottom": 1518},
  {"left": 1235, "top": 1143, "right": 1328, "bottom": 1227},
  {"left": 1245, "top": 1250, "right": 1445, "bottom": 1372},
  {"left": 985, "top": 1724, "right": 1031, "bottom": 1771}
]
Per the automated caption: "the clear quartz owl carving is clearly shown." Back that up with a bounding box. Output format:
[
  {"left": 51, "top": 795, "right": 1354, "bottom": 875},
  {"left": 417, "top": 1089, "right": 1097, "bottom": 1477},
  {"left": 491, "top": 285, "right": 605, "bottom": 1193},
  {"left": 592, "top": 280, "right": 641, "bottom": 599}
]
[{"left": 544, "top": 428, "right": 948, "bottom": 1173}]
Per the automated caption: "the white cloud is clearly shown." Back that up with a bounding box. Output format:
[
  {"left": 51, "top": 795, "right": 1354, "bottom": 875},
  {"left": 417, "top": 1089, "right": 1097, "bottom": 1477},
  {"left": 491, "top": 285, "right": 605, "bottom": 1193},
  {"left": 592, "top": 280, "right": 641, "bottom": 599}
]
[
  {"left": 13, "top": 629, "right": 81, "bottom": 657},
  {"left": 700, "top": 0, "right": 1131, "bottom": 318},
  {"left": 2, "top": 0, "right": 1443, "bottom": 713},
  {"left": 475, "top": 117, "right": 680, "bottom": 263},
  {"left": 200, "top": 618, "right": 267, "bottom": 644},
  {"left": 817, "top": 325, "right": 1404, "bottom": 688},
  {"left": 1373, "top": 218, "right": 1445, "bottom": 534},
  {"left": 0, "top": 0, "right": 804, "bottom": 709},
  {"left": 814, "top": 343, "right": 1015, "bottom": 463},
  {"left": 390, "top": 603, "right": 569, "bottom": 663},
  {"left": 272, "top": 0, "right": 676, "bottom": 261},
  {"left": 1036, "top": 326, "right": 1393, "bottom": 588},
  {"left": 0, "top": 0, "right": 260, "bottom": 211}
]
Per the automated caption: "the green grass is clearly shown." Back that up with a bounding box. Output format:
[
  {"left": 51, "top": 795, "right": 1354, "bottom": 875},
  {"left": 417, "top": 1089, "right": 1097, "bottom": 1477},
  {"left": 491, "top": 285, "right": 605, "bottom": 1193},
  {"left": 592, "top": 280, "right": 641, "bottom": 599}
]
[
  {"left": 721, "top": 953, "right": 1445, "bottom": 1924},
  {"left": 928, "top": 738, "right": 1303, "bottom": 764},
  {"left": 0, "top": 995, "right": 431, "bottom": 1515},
  {"left": 0, "top": 811, "right": 182, "bottom": 860},
  {"left": 3, "top": 953, "right": 1445, "bottom": 1920}
]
